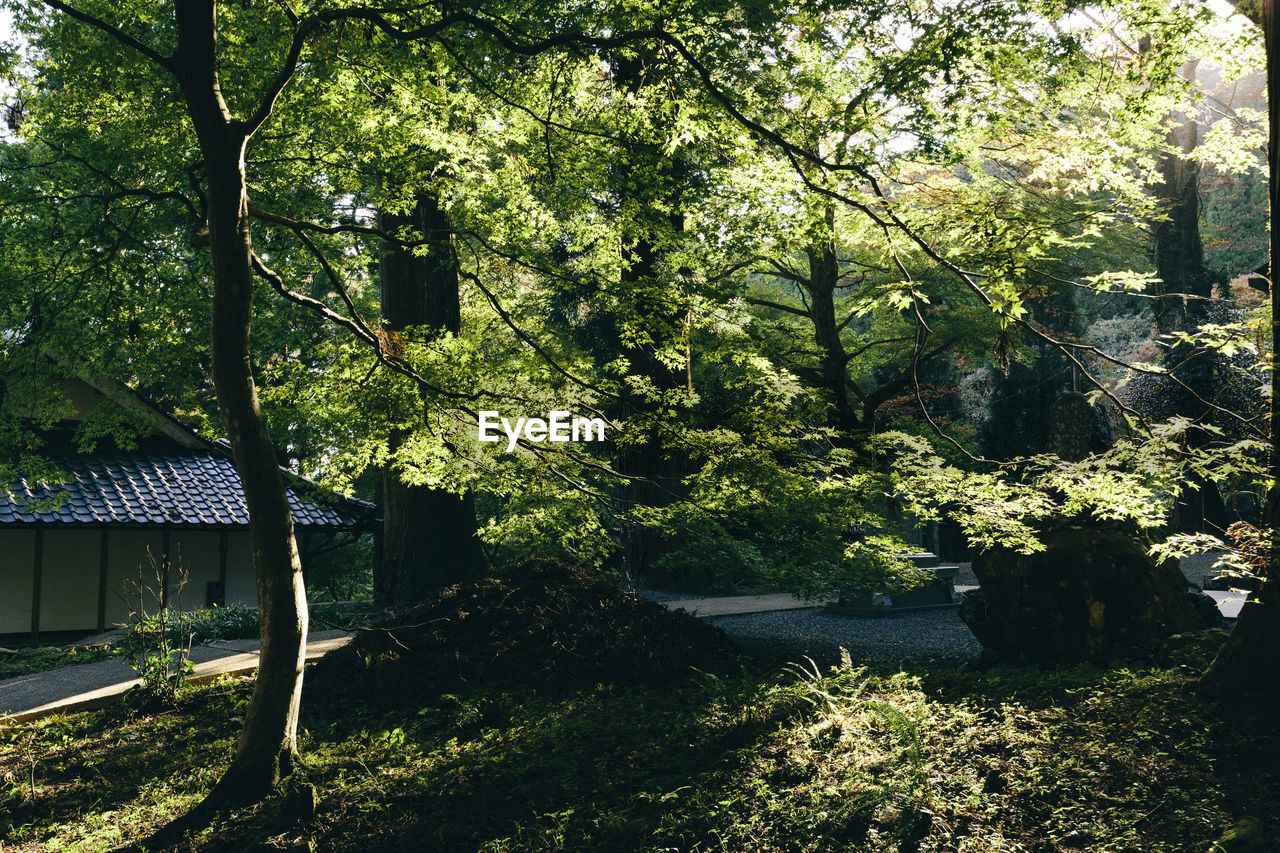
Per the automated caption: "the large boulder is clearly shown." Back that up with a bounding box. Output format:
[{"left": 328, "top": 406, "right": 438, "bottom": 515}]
[{"left": 961, "top": 519, "right": 1206, "bottom": 663}]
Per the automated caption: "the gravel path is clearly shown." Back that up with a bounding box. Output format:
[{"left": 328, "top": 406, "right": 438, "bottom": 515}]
[{"left": 706, "top": 606, "right": 983, "bottom": 670}]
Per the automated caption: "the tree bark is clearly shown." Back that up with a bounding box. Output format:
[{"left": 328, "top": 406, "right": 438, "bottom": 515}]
[
  {"left": 616, "top": 227, "right": 688, "bottom": 580},
  {"left": 1150, "top": 57, "right": 1228, "bottom": 533},
  {"left": 806, "top": 236, "right": 861, "bottom": 432},
  {"left": 610, "top": 52, "right": 690, "bottom": 582},
  {"left": 759, "top": 211, "right": 950, "bottom": 436},
  {"left": 377, "top": 192, "right": 485, "bottom": 605},
  {"left": 171, "top": 0, "right": 306, "bottom": 800},
  {"left": 1201, "top": 0, "right": 1280, "bottom": 696}
]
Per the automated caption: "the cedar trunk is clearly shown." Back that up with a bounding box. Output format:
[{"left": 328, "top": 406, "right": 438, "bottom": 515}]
[
  {"left": 173, "top": 0, "right": 306, "bottom": 799},
  {"left": 377, "top": 192, "right": 485, "bottom": 606},
  {"left": 612, "top": 53, "right": 689, "bottom": 581},
  {"left": 1151, "top": 61, "right": 1227, "bottom": 533}
]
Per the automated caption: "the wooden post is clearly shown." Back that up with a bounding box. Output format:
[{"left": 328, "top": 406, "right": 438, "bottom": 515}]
[
  {"left": 30, "top": 526, "right": 43, "bottom": 645},
  {"left": 218, "top": 528, "right": 228, "bottom": 604},
  {"left": 161, "top": 528, "right": 171, "bottom": 609},
  {"left": 97, "top": 528, "right": 110, "bottom": 631}
]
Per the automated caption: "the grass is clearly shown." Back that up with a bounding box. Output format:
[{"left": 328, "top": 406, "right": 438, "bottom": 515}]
[
  {"left": 1, "top": 655, "right": 1275, "bottom": 852},
  {"left": 0, "top": 646, "right": 121, "bottom": 680}
]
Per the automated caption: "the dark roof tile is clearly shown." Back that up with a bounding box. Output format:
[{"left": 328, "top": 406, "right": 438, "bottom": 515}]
[{"left": 0, "top": 453, "right": 375, "bottom": 529}]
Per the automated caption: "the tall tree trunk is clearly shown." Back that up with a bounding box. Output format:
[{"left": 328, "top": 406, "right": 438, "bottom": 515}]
[
  {"left": 611, "top": 52, "right": 690, "bottom": 582},
  {"left": 1202, "top": 0, "right": 1279, "bottom": 696},
  {"left": 377, "top": 191, "right": 485, "bottom": 605},
  {"left": 807, "top": 237, "right": 860, "bottom": 433},
  {"left": 1151, "top": 58, "right": 1228, "bottom": 533},
  {"left": 616, "top": 234, "right": 688, "bottom": 579},
  {"left": 172, "top": 0, "right": 306, "bottom": 801}
]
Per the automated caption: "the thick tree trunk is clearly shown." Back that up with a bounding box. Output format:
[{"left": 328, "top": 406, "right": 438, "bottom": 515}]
[
  {"left": 807, "top": 239, "right": 860, "bottom": 432},
  {"left": 376, "top": 192, "right": 485, "bottom": 606},
  {"left": 1202, "top": 0, "right": 1280, "bottom": 696},
  {"left": 172, "top": 1, "right": 306, "bottom": 800},
  {"left": 1151, "top": 59, "right": 1228, "bottom": 534},
  {"left": 611, "top": 53, "right": 689, "bottom": 582},
  {"left": 616, "top": 231, "right": 688, "bottom": 580},
  {"left": 1152, "top": 68, "right": 1211, "bottom": 337}
]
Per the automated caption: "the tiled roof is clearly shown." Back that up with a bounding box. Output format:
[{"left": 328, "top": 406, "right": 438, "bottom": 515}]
[{"left": 0, "top": 454, "right": 376, "bottom": 529}]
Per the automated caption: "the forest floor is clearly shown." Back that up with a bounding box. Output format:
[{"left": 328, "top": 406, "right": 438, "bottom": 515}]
[{"left": 0, "top": 565, "right": 1274, "bottom": 852}]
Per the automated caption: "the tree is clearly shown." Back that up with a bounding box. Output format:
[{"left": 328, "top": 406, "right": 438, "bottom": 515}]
[
  {"left": 4, "top": 0, "right": 607, "bottom": 811},
  {"left": 1201, "top": 0, "right": 1279, "bottom": 697},
  {"left": 745, "top": 206, "right": 970, "bottom": 437},
  {"left": 7, "top": 1, "right": 796, "bottom": 817},
  {"left": 377, "top": 191, "right": 487, "bottom": 604}
]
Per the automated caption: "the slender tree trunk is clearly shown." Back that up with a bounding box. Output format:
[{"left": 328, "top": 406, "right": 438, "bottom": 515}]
[
  {"left": 1201, "top": 0, "right": 1279, "bottom": 696},
  {"left": 377, "top": 191, "right": 485, "bottom": 605},
  {"left": 172, "top": 0, "right": 306, "bottom": 799},
  {"left": 796, "top": 215, "right": 942, "bottom": 435}
]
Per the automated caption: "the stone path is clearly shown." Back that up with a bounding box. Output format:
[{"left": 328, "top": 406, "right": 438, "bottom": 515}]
[
  {"left": 0, "top": 629, "right": 351, "bottom": 725},
  {"left": 661, "top": 587, "right": 1249, "bottom": 620},
  {"left": 659, "top": 593, "right": 818, "bottom": 618}
]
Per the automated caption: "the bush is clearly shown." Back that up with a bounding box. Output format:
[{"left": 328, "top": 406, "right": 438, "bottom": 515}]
[{"left": 122, "top": 603, "right": 260, "bottom": 654}]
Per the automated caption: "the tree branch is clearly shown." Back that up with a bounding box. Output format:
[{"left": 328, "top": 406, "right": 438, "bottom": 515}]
[
  {"left": 38, "top": 0, "right": 173, "bottom": 69},
  {"left": 744, "top": 295, "right": 811, "bottom": 318}
]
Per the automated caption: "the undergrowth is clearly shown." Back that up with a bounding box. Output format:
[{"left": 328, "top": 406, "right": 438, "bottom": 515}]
[{"left": 0, "top": 657, "right": 1274, "bottom": 852}]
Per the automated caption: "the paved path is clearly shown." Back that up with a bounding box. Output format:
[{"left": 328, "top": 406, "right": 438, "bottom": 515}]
[
  {"left": 954, "top": 585, "right": 1247, "bottom": 620},
  {"left": 658, "top": 587, "right": 1250, "bottom": 620},
  {"left": 0, "top": 629, "right": 352, "bottom": 725},
  {"left": 1204, "top": 590, "right": 1247, "bottom": 620},
  {"left": 659, "top": 593, "right": 819, "bottom": 618}
]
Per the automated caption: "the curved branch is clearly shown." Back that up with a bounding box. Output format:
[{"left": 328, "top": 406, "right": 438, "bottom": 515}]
[
  {"left": 744, "top": 295, "right": 811, "bottom": 318},
  {"left": 38, "top": 0, "right": 173, "bottom": 69}
]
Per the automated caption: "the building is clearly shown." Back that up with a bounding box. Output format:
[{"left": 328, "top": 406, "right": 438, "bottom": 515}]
[{"left": 1, "top": 370, "right": 376, "bottom": 643}]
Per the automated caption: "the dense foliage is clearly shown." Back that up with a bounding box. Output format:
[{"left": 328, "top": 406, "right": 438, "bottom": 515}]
[{"left": 0, "top": 0, "right": 1268, "bottom": 592}]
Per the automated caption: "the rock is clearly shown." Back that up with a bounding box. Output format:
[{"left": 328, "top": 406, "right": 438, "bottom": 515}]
[
  {"left": 1049, "top": 392, "right": 1113, "bottom": 461},
  {"left": 1212, "top": 817, "right": 1268, "bottom": 852},
  {"left": 1187, "top": 591, "right": 1225, "bottom": 627},
  {"left": 962, "top": 519, "right": 1205, "bottom": 663},
  {"left": 1159, "top": 629, "right": 1231, "bottom": 669}
]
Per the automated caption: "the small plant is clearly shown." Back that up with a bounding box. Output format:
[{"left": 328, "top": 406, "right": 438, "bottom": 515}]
[
  {"left": 119, "top": 548, "right": 194, "bottom": 706},
  {"left": 784, "top": 649, "right": 936, "bottom": 843},
  {"left": 186, "top": 603, "right": 260, "bottom": 644}
]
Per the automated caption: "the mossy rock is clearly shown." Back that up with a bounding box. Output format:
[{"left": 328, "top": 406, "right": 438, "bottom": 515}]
[{"left": 964, "top": 519, "right": 1205, "bottom": 663}]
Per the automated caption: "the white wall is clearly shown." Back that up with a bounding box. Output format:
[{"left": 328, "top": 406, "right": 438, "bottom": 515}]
[
  {"left": 222, "top": 531, "right": 256, "bottom": 607},
  {"left": 39, "top": 529, "right": 101, "bottom": 631},
  {"left": 105, "top": 529, "right": 167, "bottom": 627},
  {"left": 0, "top": 526, "right": 259, "bottom": 639},
  {"left": 0, "top": 529, "right": 35, "bottom": 635}
]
